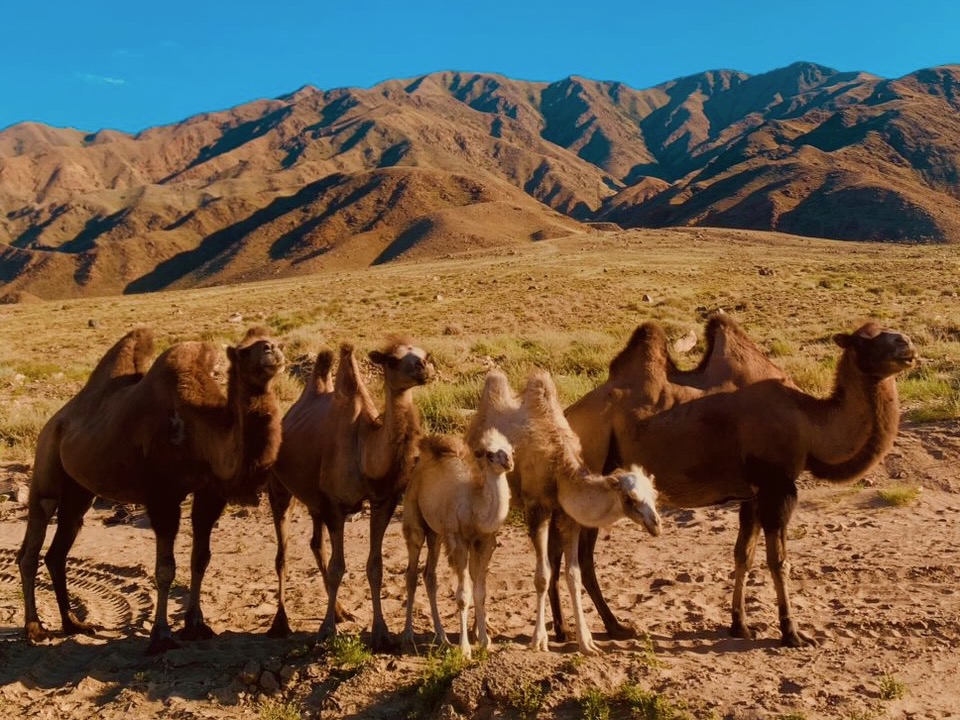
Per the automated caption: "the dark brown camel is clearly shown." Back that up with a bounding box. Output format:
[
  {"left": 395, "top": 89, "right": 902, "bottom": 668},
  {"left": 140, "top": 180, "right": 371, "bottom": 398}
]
[
  {"left": 559, "top": 321, "right": 914, "bottom": 646},
  {"left": 267, "top": 338, "right": 434, "bottom": 650},
  {"left": 551, "top": 315, "right": 792, "bottom": 640},
  {"left": 17, "top": 326, "right": 284, "bottom": 654}
]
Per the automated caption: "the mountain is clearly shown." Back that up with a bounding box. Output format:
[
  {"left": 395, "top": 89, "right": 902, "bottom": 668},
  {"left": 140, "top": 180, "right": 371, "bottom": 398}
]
[{"left": 2, "top": 61, "right": 960, "bottom": 298}]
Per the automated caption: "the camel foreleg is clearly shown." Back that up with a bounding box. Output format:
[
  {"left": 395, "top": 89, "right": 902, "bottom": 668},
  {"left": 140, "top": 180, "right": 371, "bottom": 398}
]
[
  {"left": 423, "top": 528, "right": 448, "bottom": 646},
  {"left": 311, "top": 512, "right": 355, "bottom": 623},
  {"left": 731, "top": 499, "right": 762, "bottom": 640},
  {"left": 44, "top": 480, "right": 97, "bottom": 637},
  {"left": 470, "top": 535, "right": 497, "bottom": 652},
  {"left": 18, "top": 492, "right": 58, "bottom": 642},
  {"left": 367, "top": 497, "right": 400, "bottom": 651},
  {"left": 318, "top": 511, "right": 347, "bottom": 643},
  {"left": 447, "top": 536, "right": 473, "bottom": 659},
  {"left": 402, "top": 515, "right": 426, "bottom": 651},
  {"left": 546, "top": 514, "right": 570, "bottom": 642},
  {"left": 181, "top": 487, "right": 227, "bottom": 641},
  {"left": 558, "top": 515, "right": 599, "bottom": 655},
  {"left": 526, "top": 506, "right": 551, "bottom": 652},
  {"left": 578, "top": 526, "right": 634, "bottom": 639},
  {"left": 146, "top": 499, "right": 182, "bottom": 655}
]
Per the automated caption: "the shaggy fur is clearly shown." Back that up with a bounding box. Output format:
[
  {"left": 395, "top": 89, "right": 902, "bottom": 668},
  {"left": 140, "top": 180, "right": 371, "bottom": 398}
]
[
  {"left": 569, "top": 320, "right": 915, "bottom": 647},
  {"left": 402, "top": 428, "right": 514, "bottom": 658},
  {"left": 17, "top": 326, "right": 285, "bottom": 654},
  {"left": 468, "top": 368, "right": 660, "bottom": 655},
  {"left": 268, "top": 338, "right": 434, "bottom": 650}
]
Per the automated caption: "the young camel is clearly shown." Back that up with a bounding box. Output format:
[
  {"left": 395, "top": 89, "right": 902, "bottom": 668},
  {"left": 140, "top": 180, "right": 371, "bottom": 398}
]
[
  {"left": 467, "top": 368, "right": 661, "bottom": 655},
  {"left": 555, "top": 314, "right": 793, "bottom": 639},
  {"left": 18, "top": 326, "right": 285, "bottom": 654},
  {"left": 402, "top": 427, "right": 514, "bottom": 659},
  {"left": 268, "top": 338, "right": 434, "bottom": 650},
  {"left": 570, "top": 321, "right": 915, "bottom": 647}
]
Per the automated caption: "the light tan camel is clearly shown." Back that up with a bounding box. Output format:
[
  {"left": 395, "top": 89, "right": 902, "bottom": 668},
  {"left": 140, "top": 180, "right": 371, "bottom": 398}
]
[
  {"left": 571, "top": 321, "right": 915, "bottom": 647},
  {"left": 268, "top": 338, "right": 434, "bottom": 650},
  {"left": 18, "top": 326, "right": 285, "bottom": 654},
  {"left": 401, "top": 427, "right": 514, "bottom": 659},
  {"left": 468, "top": 368, "right": 661, "bottom": 655},
  {"left": 555, "top": 314, "right": 793, "bottom": 639}
]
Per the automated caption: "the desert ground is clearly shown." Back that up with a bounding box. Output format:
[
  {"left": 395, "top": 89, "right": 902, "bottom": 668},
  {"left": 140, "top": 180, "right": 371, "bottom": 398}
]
[{"left": 0, "top": 229, "right": 958, "bottom": 719}]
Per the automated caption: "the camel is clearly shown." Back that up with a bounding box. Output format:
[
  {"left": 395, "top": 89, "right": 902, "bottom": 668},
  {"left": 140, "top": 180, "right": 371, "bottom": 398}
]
[
  {"left": 17, "top": 326, "right": 285, "bottom": 654},
  {"left": 554, "top": 314, "right": 793, "bottom": 639},
  {"left": 569, "top": 321, "right": 915, "bottom": 647},
  {"left": 401, "top": 427, "right": 514, "bottom": 659},
  {"left": 268, "top": 338, "right": 434, "bottom": 650},
  {"left": 467, "top": 368, "right": 661, "bottom": 655}
]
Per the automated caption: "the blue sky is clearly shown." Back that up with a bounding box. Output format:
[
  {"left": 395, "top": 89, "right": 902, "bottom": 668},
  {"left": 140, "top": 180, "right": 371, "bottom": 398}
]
[{"left": 3, "top": 0, "right": 958, "bottom": 133}]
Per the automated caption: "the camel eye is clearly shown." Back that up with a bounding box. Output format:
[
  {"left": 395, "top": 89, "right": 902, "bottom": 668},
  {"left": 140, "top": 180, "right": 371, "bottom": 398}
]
[
  {"left": 486, "top": 451, "right": 496, "bottom": 461},
  {"left": 474, "top": 450, "right": 484, "bottom": 458}
]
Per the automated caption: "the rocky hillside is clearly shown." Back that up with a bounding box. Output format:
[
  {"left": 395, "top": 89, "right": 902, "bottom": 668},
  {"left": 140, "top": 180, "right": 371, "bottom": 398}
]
[{"left": 2, "top": 61, "right": 960, "bottom": 298}]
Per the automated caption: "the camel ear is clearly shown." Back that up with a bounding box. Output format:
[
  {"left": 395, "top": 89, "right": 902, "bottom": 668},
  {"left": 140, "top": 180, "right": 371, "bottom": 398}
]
[
  {"left": 833, "top": 332, "right": 852, "bottom": 349},
  {"left": 369, "top": 350, "right": 396, "bottom": 367}
]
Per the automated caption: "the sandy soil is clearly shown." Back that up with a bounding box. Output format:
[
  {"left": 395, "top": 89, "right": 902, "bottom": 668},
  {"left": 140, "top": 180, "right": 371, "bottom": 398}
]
[{"left": 1, "top": 420, "right": 958, "bottom": 719}]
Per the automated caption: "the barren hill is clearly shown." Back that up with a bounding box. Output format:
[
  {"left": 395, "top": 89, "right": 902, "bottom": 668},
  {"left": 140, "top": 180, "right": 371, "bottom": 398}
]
[{"left": 2, "top": 61, "right": 960, "bottom": 298}]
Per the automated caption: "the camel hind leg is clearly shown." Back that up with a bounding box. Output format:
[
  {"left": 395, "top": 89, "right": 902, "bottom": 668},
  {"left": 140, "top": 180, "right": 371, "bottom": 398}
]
[
  {"left": 469, "top": 535, "right": 497, "bottom": 651},
  {"left": 526, "top": 505, "right": 551, "bottom": 652},
  {"left": 402, "top": 506, "right": 426, "bottom": 650},
  {"left": 180, "top": 486, "right": 226, "bottom": 641},
  {"left": 446, "top": 535, "right": 472, "bottom": 659},
  {"left": 557, "top": 515, "right": 599, "bottom": 655},
  {"left": 44, "top": 478, "right": 97, "bottom": 636},
  {"left": 730, "top": 499, "right": 762, "bottom": 640},
  {"left": 267, "top": 477, "right": 294, "bottom": 637},
  {"left": 310, "top": 511, "right": 354, "bottom": 624},
  {"left": 422, "top": 528, "right": 448, "bottom": 646},
  {"left": 145, "top": 498, "right": 182, "bottom": 655},
  {"left": 755, "top": 468, "right": 817, "bottom": 648},
  {"left": 367, "top": 497, "right": 400, "bottom": 652}
]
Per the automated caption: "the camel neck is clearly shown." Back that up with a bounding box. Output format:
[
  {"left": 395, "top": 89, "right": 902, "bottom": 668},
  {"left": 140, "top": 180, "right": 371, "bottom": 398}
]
[
  {"left": 805, "top": 353, "right": 900, "bottom": 481},
  {"left": 472, "top": 470, "right": 511, "bottom": 535},
  {"left": 360, "top": 386, "right": 420, "bottom": 482},
  {"left": 556, "top": 468, "right": 622, "bottom": 528}
]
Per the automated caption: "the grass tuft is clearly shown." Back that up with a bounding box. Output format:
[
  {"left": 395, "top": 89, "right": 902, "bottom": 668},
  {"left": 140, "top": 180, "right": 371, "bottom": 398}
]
[
  {"left": 876, "top": 484, "right": 920, "bottom": 507},
  {"left": 877, "top": 673, "right": 907, "bottom": 700}
]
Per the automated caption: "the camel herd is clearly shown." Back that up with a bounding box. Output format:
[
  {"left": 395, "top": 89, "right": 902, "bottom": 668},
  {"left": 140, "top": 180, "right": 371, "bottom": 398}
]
[{"left": 16, "top": 315, "right": 916, "bottom": 658}]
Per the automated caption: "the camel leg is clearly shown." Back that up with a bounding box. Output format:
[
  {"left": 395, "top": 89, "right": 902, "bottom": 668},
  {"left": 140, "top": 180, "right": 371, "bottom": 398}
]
[
  {"left": 318, "top": 510, "right": 347, "bottom": 643},
  {"left": 758, "top": 480, "right": 817, "bottom": 648},
  {"left": 578, "top": 525, "right": 634, "bottom": 639},
  {"left": 45, "top": 479, "right": 97, "bottom": 636},
  {"left": 146, "top": 499, "right": 183, "bottom": 655},
  {"left": 526, "top": 506, "right": 551, "bottom": 652},
  {"left": 402, "top": 516, "right": 425, "bottom": 651},
  {"left": 558, "top": 515, "right": 599, "bottom": 655},
  {"left": 730, "top": 499, "right": 762, "bottom": 640},
  {"left": 267, "top": 478, "right": 293, "bottom": 637},
  {"left": 367, "top": 497, "right": 399, "bottom": 652},
  {"left": 470, "top": 536, "right": 497, "bottom": 651},
  {"left": 18, "top": 494, "right": 58, "bottom": 642},
  {"left": 546, "top": 514, "right": 570, "bottom": 642},
  {"left": 180, "top": 487, "right": 226, "bottom": 641},
  {"left": 447, "top": 536, "right": 473, "bottom": 659},
  {"left": 310, "top": 512, "right": 355, "bottom": 623},
  {"left": 423, "top": 528, "right": 449, "bottom": 646}
]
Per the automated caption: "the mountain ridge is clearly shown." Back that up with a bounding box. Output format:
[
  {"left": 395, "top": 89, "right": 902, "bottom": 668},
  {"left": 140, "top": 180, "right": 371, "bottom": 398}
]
[{"left": 3, "top": 61, "right": 960, "bottom": 299}]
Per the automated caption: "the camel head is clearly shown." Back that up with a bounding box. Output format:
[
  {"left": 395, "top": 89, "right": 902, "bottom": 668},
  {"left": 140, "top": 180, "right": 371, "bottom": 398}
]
[
  {"left": 608, "top": 465, "right": 661, "bottom": 537},
  {"left": 472, "top": 427, "right": 514, "bottom": 475},
  {"left": 369, "top": 338, "right": 435, "bottom": 391},
  {"left": 227, "top": 327, "right": 286, "bottom": 389},
  {"left": 833, "top": 323, "right": 917, "bottom": 379}
]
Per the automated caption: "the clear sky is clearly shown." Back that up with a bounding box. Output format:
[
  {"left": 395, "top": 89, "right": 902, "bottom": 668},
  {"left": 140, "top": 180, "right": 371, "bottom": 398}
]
[{"left": 3, "top": 0, "right": 958, "bottom": 133}]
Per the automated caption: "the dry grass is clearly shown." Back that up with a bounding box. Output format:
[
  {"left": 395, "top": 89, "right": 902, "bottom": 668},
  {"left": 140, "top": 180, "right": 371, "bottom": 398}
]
[{"left": 1, "top": 228, "right": 957, "bottom": 462}]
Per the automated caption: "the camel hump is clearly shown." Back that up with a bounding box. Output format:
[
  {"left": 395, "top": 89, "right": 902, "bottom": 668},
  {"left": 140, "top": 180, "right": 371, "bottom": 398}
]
[
  {"left": 522, "top": 368, "right": 560, "bottom": 413},
  {"left": 480, "top": 369, "right": 517, "bottom": 409},
  {"left": 313, "top": 349, "right": 335, "bottom": 384},
  {"left": 418, "top": 434, "right": 465, "bottom": 459},
  {"left": 84, "top": 327, "right": 156, "bottom": 389},
  {"left": 609, "top": 321, "right": 669, "bottom": 379}
]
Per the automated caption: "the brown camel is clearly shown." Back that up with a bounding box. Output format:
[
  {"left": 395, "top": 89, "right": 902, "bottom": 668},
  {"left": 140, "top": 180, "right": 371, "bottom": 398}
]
[
  {"left": 268, "top": 338, "right": 434, "bottom": 650},
  {"left": 17, "top": 326, "right": 285, "bottom": 654},
  {"left": 554, "top": 314, "right": 793, "bottom": 639},
  {"left": 566, "top": 321, "right": 915, "bottom": 647}
]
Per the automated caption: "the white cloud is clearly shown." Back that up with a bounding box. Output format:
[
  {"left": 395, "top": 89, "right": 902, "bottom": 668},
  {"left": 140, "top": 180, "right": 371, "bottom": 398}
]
[{"left": 76, "top": 72, "right": 128, "bottom": 86}]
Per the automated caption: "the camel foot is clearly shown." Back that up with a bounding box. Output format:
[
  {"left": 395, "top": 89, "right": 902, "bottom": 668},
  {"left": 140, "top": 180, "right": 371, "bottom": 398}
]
[
  {"left": 25, "top": 620, "right": 54, "bottom": 644},
  {"left": 335, "top": 603, "right": 355, "bottom": 623},
  {"left": 781, "top": 621, "right": 818, "bottom": 648},
  {"left": 371, "top": 625, "right": 398, "bottom": 654},
  {"left": 552, "top": 621, "right": 570, "bottom": 643},
  {"left": 730, "top": 618, "right": 757, "bottom": 640},
  {"left": 432, "top": 630, "right": 451, "bottom": 647},
  {"left": 317, "top": 620, "right": 337, "bottom": 645},
  {"left": 179, "top": 622, "right": 217, "bottom": 642},
  {"left": 603, "top": 620, "right": 637, "bottom": 641},
  {"left": 62, "top": 613, "right": 98, "bottom": 637},
  {"left": 267, "top": 608, "right": 292, "bottom": 638},
  {"left": 458, "top": 641, "right": 473, "bottom": 660},
  {"left": 146, "top": 628, "right": 181, "bottom": 655},
  {"left": 530, "top": 629, "right": 550, "bottom": 652}
]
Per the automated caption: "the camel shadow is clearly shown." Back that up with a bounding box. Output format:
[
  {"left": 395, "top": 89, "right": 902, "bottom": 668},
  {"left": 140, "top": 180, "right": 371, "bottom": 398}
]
[{"left": 652, "top": 627, "right": 781, "bottom": 654}]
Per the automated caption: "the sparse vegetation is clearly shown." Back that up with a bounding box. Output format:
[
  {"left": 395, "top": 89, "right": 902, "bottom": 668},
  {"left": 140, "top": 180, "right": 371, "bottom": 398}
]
[
  {"left": 580, "top": 687, "right": 611, "bottom": 720},
  {"left": 618, "top": 682, "right": 692, "bottom": 720},
  {"left": 257, "top": 697, "right": 302, "bottom": 720},
  {"left": 506, "top": 679, "right": 548, "bottom": 718},
  {"left": 412, "top": 645, "right": 471, "bottom": 717},
  {"left": 324, "top": 632, "right": 372, "bottom": 670},
  {"left": 877, "top": 673, "right": 907, "bottom": 700},
  {"left": 877, "top": 484, "right": 921, "bottom": 507}
]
